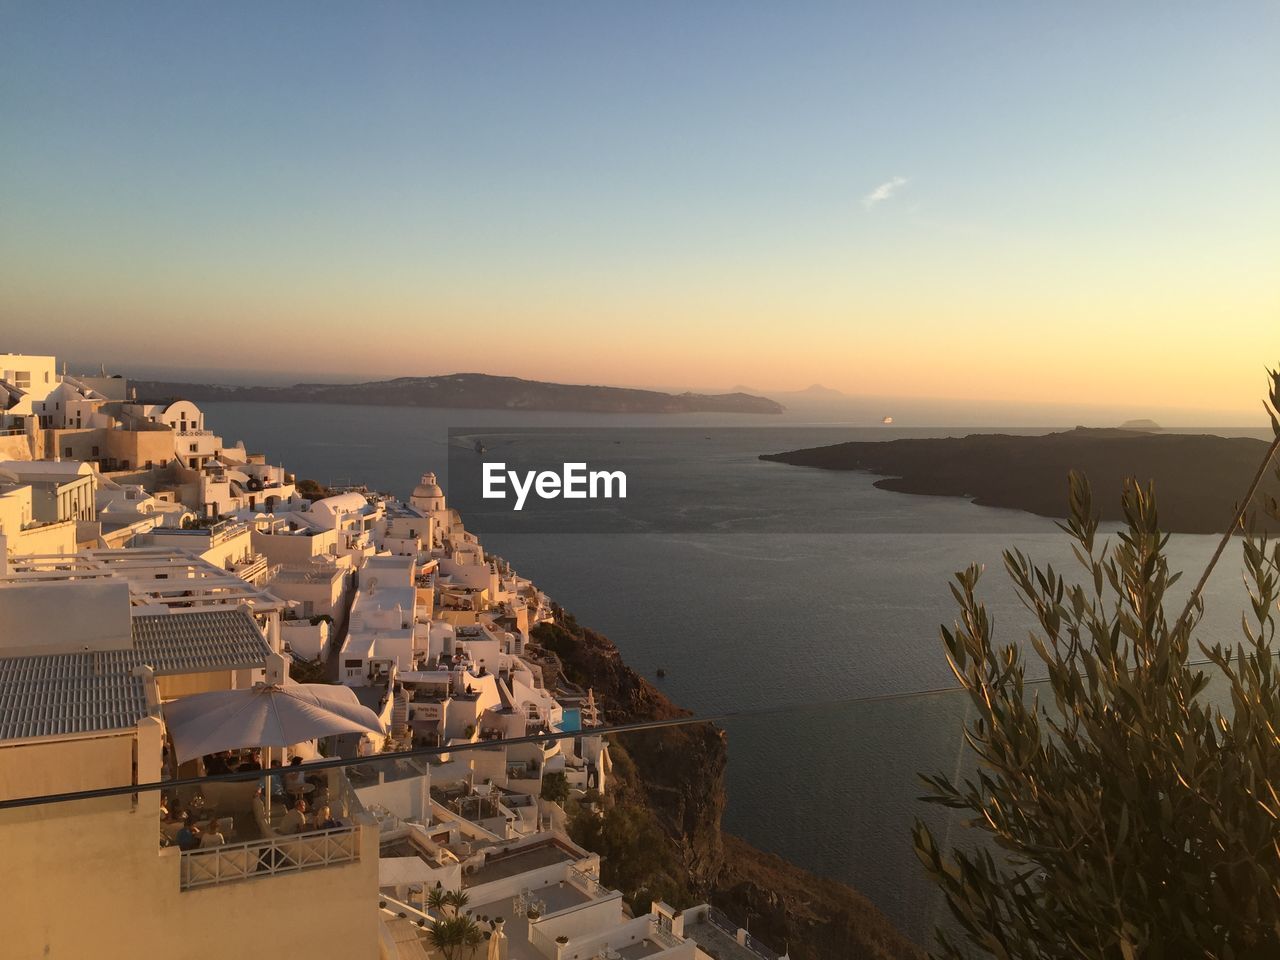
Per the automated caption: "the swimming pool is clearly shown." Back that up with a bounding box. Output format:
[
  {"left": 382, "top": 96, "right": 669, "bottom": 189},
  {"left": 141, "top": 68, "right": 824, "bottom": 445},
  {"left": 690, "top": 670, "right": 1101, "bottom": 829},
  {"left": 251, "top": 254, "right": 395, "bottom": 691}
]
[{"left": 560, "top": 708, "right": 582, "bottom": 732}]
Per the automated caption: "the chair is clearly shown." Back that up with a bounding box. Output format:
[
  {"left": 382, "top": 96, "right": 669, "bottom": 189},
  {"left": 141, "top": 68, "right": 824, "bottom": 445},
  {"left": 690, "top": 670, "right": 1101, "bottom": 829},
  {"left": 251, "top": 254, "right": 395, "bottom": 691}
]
[{"left": 252, "top": 796, "right": 280, "bottom": 839}]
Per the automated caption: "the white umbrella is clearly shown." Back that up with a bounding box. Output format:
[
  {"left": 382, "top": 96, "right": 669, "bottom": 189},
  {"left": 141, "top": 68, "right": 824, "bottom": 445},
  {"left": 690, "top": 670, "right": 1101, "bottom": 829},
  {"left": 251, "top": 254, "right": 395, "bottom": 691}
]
[
  {"left": 487, "top": 919, "right": 506, "bottom": 960},
  {"left": 163, "top": 681, "right": 385, "bottom": 764}
]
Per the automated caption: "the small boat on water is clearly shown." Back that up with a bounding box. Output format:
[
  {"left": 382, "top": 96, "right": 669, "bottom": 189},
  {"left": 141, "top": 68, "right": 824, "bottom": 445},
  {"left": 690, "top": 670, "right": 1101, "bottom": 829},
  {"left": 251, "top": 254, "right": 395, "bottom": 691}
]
[
  {"left": 474, "top": 440, "right": 487, "bottom": 454},
  {"left": 882, "top": 416, "right": 894, "bottom": 425}
]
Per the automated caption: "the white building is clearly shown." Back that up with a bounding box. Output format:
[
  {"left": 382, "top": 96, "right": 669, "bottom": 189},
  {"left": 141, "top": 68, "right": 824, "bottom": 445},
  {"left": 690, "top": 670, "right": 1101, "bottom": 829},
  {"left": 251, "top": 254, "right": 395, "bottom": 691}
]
[{"left": 0, "top": 578, "right": 380, "bottom": 960}]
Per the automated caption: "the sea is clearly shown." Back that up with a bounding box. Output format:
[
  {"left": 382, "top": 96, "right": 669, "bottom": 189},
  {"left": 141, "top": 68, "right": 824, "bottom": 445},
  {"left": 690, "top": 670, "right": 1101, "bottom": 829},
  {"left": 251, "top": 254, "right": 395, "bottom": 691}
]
[{"left": 204, "top": 401, "right": 1272, "bottom": 944}]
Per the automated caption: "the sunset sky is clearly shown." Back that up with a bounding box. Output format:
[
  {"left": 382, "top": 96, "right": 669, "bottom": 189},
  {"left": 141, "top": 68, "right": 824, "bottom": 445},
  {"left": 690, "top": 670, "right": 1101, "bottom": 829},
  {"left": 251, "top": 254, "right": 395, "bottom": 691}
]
[{"left": 2, "top": 3, "right": 1277, "bottom": 418}]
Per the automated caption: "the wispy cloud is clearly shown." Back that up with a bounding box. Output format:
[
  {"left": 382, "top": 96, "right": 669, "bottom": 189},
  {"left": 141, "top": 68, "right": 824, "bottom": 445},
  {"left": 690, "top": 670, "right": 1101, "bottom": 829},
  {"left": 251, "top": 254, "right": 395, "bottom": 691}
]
[{"left": 862, "top": 176, "right": 908, "bottom": 208}]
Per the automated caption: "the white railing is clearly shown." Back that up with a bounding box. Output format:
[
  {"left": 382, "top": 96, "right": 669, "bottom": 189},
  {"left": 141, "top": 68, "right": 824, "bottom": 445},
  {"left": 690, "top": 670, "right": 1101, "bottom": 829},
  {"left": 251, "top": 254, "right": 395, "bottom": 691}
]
[
  {"left": 230, "top": 554, "right": 271, "bottom": 584},
  {"left": 568, "top": 865, "right": 604, "bottom": 898},
  {"left": 528, "top": 919, "right": 562, "bottom": 959},
  {"left": 179, "top": 825, "right": 359, "bottom": 890},
  {"left": 649, "top": 922, "right": 683, "bottom": 950},
  {"left": 704, "top": 907, "right": 779, "bottom": 960}
]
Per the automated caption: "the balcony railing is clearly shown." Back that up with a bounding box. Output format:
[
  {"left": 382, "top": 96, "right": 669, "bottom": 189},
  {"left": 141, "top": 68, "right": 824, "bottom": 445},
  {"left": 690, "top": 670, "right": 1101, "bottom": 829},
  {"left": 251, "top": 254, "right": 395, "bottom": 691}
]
[
  {"left": 230, "top": 554, "right": 273, "bottom": 585},
  {"left": 704, "top": 907, "right": 780, "bottom": 960},
  {"left": 527, "top": 918, "right": 561, "bottom": 958},
  {"left": 179, "top": 825, "right": 359, "bottom": 890},
  {"left": 567, "top": 865, "right": 604, "bottom": 899},
  {"left": 649, "top": 921, "right": 684, "bottom": 950}
]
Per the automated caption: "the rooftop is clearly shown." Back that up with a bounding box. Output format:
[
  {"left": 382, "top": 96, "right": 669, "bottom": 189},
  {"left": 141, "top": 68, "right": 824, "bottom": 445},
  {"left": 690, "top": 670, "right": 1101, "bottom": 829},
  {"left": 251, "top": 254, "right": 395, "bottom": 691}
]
[
  {"left": 463, "top": 837, "right": 581, "bottom": 888},
  {"left": 130, "top": 608, "right": 273, "bottom": 674},
  {"left": 683, "top": 907, "right": 782, "bottom": 960},
  {"left": 0, "top": 650, "right": 147, "bottom": 741},
  {"left": 0, "top": 608, "right": 272, "bottom": 743},
  {"left": 1, "top": 547, "right": 285, "bottom": 611}
]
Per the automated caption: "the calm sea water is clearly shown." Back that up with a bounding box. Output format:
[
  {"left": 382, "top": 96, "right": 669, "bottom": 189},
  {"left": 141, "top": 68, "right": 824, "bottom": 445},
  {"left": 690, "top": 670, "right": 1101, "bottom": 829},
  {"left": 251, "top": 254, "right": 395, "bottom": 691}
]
[{"left": 206, "top": 402, "right": 1270, "bottom": 942}]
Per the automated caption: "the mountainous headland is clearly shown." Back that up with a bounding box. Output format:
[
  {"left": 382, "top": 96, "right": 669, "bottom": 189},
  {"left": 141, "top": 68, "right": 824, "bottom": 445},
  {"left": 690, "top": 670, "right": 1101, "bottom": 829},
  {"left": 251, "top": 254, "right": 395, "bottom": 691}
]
[
  {"left": 761, "top": 428, "right": 1280, "bottom": 534},
  {"left": 129, "top": 373, "right": 785, "bottom": 415}
]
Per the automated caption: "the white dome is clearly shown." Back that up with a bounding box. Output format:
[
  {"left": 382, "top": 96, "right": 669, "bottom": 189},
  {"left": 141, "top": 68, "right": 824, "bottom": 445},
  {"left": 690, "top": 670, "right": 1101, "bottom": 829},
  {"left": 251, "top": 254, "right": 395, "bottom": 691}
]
[{"left": 412, "top": 472, "right": 444, "bottom": 500}]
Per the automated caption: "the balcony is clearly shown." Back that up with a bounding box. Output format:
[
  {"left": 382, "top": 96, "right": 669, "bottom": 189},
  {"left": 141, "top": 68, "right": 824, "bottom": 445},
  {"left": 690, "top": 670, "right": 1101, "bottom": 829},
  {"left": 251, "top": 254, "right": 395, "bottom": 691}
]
[
  {"left": 229, "top": 553, "right": 274, "bottom": 586},
  {"left": 179, "top": 824, "right": 360, "bottom": 890}
]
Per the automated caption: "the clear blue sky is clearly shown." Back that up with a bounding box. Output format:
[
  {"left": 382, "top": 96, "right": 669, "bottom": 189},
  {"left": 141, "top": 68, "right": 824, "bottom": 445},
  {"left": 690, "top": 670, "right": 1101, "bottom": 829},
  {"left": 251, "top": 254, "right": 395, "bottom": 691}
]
[{"left": 2, "top": 2, "right": 1277, "bottom": 416}]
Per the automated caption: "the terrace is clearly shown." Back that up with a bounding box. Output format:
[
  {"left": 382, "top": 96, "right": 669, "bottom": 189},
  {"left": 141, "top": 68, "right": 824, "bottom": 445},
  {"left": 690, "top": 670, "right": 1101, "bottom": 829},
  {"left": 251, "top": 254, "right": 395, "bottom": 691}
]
[
  {"left": 681, "top": 907, "right": 781, "bottom": 960},
  {"left": 1, "top": 546, "right": 285, "bottom": 611},
  {"left": 533, "top": 914, "right": 690, "bottom": 960},
  {"left": 469, "top": 870, "right": 611, "bottom": 960}
]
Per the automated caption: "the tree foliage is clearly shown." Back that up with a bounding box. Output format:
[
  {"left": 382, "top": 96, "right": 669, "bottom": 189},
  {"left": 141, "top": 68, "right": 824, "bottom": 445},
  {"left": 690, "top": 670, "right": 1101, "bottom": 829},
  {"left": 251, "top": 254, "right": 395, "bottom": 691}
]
[
  {"left": 541, "top": 770, "right": 570, "bottom": 803},
  {"left": 914, "top": 371, "right": 1280, "bottom": 959},
  {"left": 568, "top": 786, "right": 693, "bottom": 912},
  {"left": 427, "top": 915, "right": 482, "bottom": 960}
]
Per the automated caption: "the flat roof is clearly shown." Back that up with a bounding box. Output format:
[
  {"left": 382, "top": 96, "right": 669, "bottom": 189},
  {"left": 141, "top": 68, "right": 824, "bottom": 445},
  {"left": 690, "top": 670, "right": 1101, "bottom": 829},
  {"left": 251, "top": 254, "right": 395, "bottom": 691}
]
[
  {"left": 1, "top": 548, "right": 285, "bottom": 611},
  {"left": 463, "top": 838, "right": 581, "bottom": 888}
]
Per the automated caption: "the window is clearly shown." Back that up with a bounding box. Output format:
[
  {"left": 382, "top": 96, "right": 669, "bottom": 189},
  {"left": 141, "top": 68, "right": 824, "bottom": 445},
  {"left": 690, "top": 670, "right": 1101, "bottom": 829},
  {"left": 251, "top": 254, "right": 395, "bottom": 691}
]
[
  {"left": 344, "top": 659, "right": 363, "bottom": 668},
  {"left": 14, "top": 371, "right": 30, "bottom": 389},
  {"left": 189, "top": 443, "right": 198, "bottom": 452},
  {"left": 91, "top": 446, "right": 99, "bottom": 456},
  {"left": 64, "top": 447, "right": 72, "bottom": 458}
]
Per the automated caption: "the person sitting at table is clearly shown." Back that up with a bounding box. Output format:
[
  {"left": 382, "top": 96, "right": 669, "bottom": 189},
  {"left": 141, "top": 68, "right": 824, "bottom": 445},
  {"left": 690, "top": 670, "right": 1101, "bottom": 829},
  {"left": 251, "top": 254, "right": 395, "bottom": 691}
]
[
  {"left": 237, "top": 749, "right": 262, "bottom": 772},
  {"left": 204, "top": 752, "right": 230, "bottom": 775},
  {"left": 278, "top": 798, "right": 308, "bottom": 835},
  {"left": 311, "top": 804, "right": 341, "bottom": 831},
  {"left": 284, "top": 756, "right": 309, "bottom": 803},
  {"left": 200, "top": 823, "right": 226, "bottom": 847},
  {"left": 175, "top": 815, "right": 201, "bottom": 851}
]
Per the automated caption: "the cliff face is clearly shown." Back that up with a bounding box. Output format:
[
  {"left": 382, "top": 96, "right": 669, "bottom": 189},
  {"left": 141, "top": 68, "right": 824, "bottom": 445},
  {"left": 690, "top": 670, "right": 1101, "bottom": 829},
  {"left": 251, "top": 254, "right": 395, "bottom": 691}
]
[{"left": 531, "top": 615, "right": 923, "bottom": 960}]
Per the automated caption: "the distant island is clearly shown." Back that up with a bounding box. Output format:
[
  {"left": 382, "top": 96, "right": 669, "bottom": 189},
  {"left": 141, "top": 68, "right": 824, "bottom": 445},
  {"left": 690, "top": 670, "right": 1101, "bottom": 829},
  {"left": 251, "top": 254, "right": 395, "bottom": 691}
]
[
  {"left": 128, "top": 373, "right": 785, "bottom": 415},
  {"left": 1119, "top": 419, "right": 1162, "bottom": 432},
  {"left": 761, "top": 427, "right": 1280, "bottom": 534}
]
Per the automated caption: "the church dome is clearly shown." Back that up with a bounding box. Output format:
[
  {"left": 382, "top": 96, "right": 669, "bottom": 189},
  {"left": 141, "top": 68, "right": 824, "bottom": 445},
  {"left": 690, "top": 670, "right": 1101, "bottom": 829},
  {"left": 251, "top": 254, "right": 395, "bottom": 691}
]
[{"left": 412, "top": 472, "right": 444, "bottom": 500}]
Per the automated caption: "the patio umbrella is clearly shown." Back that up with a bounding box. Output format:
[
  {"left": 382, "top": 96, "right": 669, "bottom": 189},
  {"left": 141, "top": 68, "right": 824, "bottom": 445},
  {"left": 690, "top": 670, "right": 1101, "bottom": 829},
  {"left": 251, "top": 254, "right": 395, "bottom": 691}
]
[
  {"left": 487, "top": 920, "right": 506, "bottom": 960},
  {"left": 163, "top": 681, "right": 385, "bottom": 764}
]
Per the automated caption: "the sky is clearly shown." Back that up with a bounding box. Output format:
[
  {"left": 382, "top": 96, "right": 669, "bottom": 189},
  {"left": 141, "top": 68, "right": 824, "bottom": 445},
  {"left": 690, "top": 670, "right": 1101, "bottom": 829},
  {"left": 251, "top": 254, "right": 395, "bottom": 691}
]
[{"left": 2, "top": 2, "right": 1278, "bottom": 420}]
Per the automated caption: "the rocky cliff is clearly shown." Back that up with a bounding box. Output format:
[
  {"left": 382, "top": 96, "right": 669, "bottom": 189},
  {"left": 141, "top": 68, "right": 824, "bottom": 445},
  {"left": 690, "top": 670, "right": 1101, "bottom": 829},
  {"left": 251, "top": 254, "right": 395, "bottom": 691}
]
[{"left": 531, "top": 613, "right": 923, "bottom": 960}]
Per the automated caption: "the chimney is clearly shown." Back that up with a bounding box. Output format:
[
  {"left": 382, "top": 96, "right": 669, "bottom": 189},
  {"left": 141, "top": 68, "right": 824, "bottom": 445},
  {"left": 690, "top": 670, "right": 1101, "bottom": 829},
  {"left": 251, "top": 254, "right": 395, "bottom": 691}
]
[{"left": 265, "top": 652, "right": 287, "bottom": 686}]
